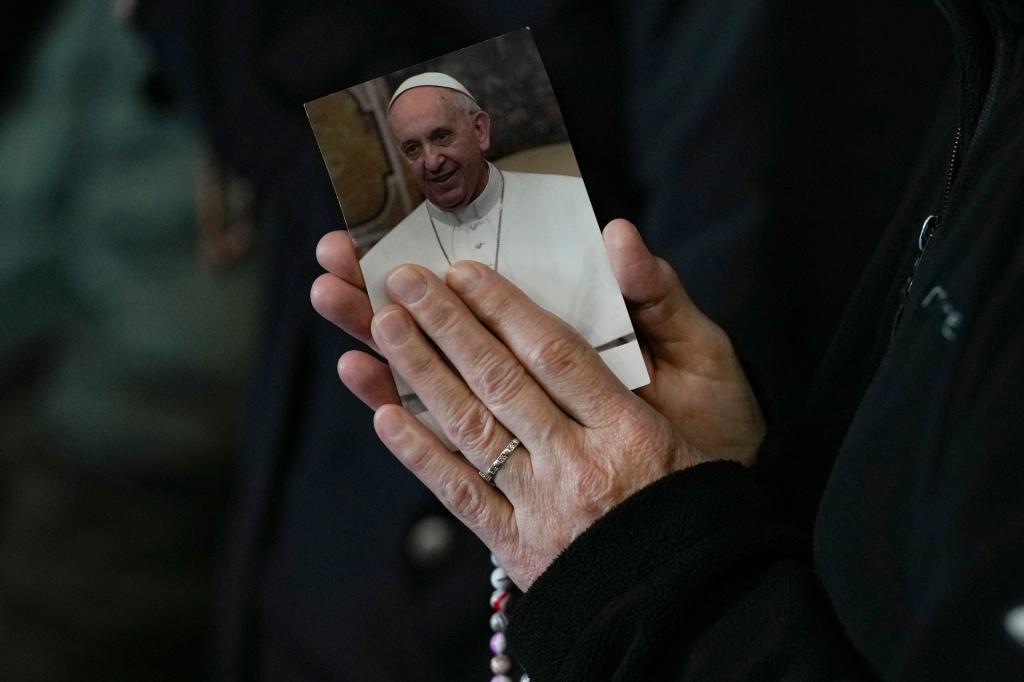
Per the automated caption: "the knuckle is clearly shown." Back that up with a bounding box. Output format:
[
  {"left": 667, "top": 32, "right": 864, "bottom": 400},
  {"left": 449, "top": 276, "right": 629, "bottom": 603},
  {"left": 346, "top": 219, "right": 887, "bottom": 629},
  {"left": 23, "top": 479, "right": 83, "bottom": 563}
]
[
  {"left": 582, "top": 383, "right": 621, "bottom": 419},
  {"left": 614, "top": 413, "right": 679, "bottom": 482},
  {"left": 420, "top": 298, "right": 461, "bottom": 338},
  {"left": 401, "top": 434, "right": 433, "bottom": 472},
  {"left": 569, "top": 463, "right": 618, "bottom": 516},
  {"left": 447, "top": 401, "right": 498, "bottom": 453},
  {"left": 545, "top": 422, "right": 581, "bottom": 455},
  {"left": 621, "top": 409, "right": 676, "bottom": 456},
  {"left": 488, "top": 289, "right": 519, "bottom": 322},
  {"left": 474, "top": 356, "right": 528, "bottom": 410},
  {"left": 703, "top": 322, "right": 734, "bottom": 357},
  {"left": 442, "top": 475, "right": 488, "bottom": 527},
  {"left": 400, "top": 342, "right": 437, "bottom": 381},
  {"left": 528, "top": 330, "right": 586, "bottom": 381}
]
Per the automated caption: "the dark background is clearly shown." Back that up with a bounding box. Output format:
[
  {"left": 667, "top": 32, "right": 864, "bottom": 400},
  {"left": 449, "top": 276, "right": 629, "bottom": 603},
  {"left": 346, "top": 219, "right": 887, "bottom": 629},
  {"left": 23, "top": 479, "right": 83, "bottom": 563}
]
[{"left": 0, "top": 1, "right": 951, "bottom": 680}]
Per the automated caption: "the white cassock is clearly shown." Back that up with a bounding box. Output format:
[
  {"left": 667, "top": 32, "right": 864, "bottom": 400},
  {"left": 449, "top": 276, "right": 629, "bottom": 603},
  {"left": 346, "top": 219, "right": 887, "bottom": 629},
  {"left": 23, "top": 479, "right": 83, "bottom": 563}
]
[{"left": 359, "top": 161, "right": 649, "bottom": 449}]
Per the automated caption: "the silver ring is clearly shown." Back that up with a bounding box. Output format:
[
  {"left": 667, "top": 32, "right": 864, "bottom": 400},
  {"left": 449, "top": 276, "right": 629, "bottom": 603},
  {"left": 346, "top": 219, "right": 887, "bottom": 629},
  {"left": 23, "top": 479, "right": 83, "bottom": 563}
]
[{"left": 479, "top": 438, "right": 521, "bottom": 485}]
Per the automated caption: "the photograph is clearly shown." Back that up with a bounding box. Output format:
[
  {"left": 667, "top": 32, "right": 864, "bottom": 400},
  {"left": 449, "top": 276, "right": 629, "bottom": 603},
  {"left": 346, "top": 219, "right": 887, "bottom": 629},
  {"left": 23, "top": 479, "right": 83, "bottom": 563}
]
[{"left": 306, "top": 28, "right": 649, "bottom": 444}]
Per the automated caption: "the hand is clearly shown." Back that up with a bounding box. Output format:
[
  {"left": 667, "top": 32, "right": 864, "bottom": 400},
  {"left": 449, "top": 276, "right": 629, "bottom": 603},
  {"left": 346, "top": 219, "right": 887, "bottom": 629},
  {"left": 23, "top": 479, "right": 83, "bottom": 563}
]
[
  {"left": 311, "top": 220, "right": 765, "bottom": 589},
  {"left": 604, "top": 220, "right": 764, "bottom": 466},
  {"left": 311, "top": 220, "right": 764, "bottom": 462}
]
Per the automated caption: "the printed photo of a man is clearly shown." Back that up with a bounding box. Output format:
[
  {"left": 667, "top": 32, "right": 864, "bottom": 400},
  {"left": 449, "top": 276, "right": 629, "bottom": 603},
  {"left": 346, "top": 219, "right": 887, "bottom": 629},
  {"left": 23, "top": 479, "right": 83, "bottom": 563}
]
[{"left": 306, "top": 31, "right": 648, "bottom": 445}]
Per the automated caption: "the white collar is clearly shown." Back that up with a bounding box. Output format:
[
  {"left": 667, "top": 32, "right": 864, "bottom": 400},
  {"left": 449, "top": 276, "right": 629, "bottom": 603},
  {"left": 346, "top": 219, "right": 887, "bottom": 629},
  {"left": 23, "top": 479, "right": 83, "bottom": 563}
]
[{"left": 425, "top": 162, "right": 501, "bottom": 227}]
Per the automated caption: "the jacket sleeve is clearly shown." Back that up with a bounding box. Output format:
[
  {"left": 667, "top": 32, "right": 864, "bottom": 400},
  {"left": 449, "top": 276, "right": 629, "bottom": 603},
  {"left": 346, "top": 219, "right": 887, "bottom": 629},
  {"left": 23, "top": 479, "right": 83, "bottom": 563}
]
[{"left": 507, "top": 461, "right": 870, "bottom": 681}]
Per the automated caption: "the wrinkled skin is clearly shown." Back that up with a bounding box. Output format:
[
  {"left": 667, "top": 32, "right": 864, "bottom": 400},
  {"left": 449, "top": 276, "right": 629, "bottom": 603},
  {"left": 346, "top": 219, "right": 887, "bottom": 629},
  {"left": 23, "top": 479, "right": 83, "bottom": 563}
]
[
  {"left": 310, "top": 219, "right": 765, "bottom": 588},
  {"left": 388, "top": 86, "right": 491, "bottom": 210}
]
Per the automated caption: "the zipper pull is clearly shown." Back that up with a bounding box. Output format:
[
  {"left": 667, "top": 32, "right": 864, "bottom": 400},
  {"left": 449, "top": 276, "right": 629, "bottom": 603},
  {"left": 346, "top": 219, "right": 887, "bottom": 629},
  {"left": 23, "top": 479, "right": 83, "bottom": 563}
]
[
  {"left": 888, "top": 125, "right": 960, "bottom": 346},
  {"left": 891, "top": 214, "right": 938, "bottom": 340},
  {"left": 906, "top": 213, "right": 937, "bottom": 295},
  {"left": 917, "top": 213, "right": 937, "bottom": 253}
]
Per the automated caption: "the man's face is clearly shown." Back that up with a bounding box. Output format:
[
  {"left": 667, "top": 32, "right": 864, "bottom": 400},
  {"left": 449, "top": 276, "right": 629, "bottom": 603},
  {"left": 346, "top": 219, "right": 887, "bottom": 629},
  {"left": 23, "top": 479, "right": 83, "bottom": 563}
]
[{"left": 388, "top": 87, "right": 491, "bottom": 210}]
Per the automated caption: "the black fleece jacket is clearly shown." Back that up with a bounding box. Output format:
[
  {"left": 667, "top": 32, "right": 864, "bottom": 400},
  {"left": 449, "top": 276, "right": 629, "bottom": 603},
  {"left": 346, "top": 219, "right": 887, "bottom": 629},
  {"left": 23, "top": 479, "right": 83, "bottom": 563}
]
[{"left": 508, "top": 1, "right": 1024, "bottom": 679}]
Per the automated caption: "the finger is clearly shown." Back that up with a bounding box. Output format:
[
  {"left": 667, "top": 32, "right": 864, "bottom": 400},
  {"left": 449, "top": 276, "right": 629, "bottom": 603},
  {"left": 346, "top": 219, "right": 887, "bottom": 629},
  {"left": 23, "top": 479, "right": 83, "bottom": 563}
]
[
  {"left": 310, "top": 272, "right": 377, "bottom": 351},
  {"left": 370, "top": 304, "right": 534, "bottom": 497},
  {"left": 337, "top": 350, "right": 400, "bottom": 409},
  {"left": 374, "top": 404, "right": 515, "bottom": 555},
  {"left": 603, "top": 219, "right": 729, "bottom": 372},
  {"left": 383, "top": 265, "right": 573, "bottom": 451},
  {"left": 445, "top": 261, "right": 633, "bottom": 428},
  {"left": 316, "top": 230, "right": 365, "bottom": 289}
]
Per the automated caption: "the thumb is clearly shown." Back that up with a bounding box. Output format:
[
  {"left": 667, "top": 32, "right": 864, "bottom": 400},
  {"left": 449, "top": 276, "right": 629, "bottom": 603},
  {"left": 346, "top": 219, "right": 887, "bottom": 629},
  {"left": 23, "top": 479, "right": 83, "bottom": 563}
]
[{"left": 603, "top": 219, "right": 723, "bottom": 368}]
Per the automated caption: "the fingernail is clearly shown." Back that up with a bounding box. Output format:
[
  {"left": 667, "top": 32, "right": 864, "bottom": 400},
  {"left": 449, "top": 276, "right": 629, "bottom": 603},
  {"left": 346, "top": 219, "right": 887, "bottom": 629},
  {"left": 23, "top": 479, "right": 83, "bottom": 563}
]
[
  {"left": 448, "top": 262, "right": 481, "bottom": 293},
  {"left": 375, "top": 309, "right": 410, "bottom": 346},
  {"left": 375, "top": 407, "right": 407, "bottom": 439},
  {"left": 387, "top": 266, "right": 426, "bottom": 303}
]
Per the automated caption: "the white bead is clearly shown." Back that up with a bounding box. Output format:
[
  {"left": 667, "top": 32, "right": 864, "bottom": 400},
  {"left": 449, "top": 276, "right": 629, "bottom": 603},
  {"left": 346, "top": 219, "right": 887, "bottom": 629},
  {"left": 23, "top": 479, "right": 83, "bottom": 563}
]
[
  {"left": 404, "top": 515, "right": 453, "bottom": 567},
  {"left": 491, "top": 677, "right": 512, "bottom": 682},
  {"left": 1006, "top": 605, "right": 1024, "bottom": 646},
  {"left": 490, "top": 611, "right": 509, "bottom": 633},
  {"left": 520, "top": 675, "right": 531, "bottom": 682},
  {"left": 490, "top": 567, "right": 511, "bottom": 590},
  {"left": 490, "top": 552, "right": 500, "bottom": 567},
  {"left": 490, "top": 654, "right": 511, "bottom": 674},
  {"left": 490, "top": 588, "right": 511, "bottom": 611}
]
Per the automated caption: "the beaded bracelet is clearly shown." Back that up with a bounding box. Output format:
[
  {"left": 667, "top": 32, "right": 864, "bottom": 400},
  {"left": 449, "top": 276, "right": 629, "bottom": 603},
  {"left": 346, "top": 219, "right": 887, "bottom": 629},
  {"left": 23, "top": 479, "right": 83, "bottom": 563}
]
[{"left": 488, "top": 553, "right": 529, "bottom": 682}]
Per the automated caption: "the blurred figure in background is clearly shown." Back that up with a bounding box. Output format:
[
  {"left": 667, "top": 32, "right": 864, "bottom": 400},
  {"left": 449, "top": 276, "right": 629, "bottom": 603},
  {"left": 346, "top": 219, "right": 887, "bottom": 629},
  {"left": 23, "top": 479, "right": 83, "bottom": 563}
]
[{"left": 0, "top": 1, "right": 263, "bottom": 679}]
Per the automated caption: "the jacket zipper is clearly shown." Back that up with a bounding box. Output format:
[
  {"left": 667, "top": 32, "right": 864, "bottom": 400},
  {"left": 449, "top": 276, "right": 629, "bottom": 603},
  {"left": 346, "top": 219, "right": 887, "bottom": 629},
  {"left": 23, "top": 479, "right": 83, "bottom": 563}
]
[
  {"left": 890, "top": 126, "right": 962, "bottom": 341},
  {"left": 936, "top": 126, "right": 962, "bottom": 226}
]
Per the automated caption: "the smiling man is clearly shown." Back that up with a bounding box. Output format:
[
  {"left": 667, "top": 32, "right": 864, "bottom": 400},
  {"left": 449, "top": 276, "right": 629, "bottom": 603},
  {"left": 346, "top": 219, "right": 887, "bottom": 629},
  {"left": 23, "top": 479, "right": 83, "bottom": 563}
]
[
  {"left": 387, "top": 73, "right": 490, "bottom": 210},
  {"left": 357, "top": 72, "right": 648, "bottom": 440}
]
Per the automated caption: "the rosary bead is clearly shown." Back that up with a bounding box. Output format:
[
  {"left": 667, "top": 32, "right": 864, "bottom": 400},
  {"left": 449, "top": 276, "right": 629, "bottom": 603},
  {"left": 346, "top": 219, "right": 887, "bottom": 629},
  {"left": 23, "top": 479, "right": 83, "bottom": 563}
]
[
  {"left": 520, "top": 675, "right": 531, "bottom": 682},
  {"left": 490, "top": 654, "right": 512, "bottom": 674},
  {"left": 490, "top": 631, "right": 507, "bottom": 654},
  {"left": 487, "top": 553, "right": 518, "bottom": 679},
  {"left": 490, "top": 588, "right": 511, "bottom": 611},
  {"left": 490, "top": 567, "right": 511, "bottom": 590},
  {"left": 490, "top": 611, "right": 509, "bottom": 633}
]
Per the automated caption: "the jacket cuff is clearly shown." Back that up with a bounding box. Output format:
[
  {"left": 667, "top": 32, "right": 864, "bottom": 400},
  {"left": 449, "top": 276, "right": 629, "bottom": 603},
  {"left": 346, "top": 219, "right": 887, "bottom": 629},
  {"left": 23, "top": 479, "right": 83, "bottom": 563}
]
[{"left": 507, "top": 460, "right": 798, "bottom": 679}]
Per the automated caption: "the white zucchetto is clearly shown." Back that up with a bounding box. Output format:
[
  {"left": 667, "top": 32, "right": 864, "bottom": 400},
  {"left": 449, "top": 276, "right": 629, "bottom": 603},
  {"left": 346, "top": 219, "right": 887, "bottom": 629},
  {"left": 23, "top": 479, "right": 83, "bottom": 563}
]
[{"left": 388, "top": 72, "right": 476, "bottom": 110}]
